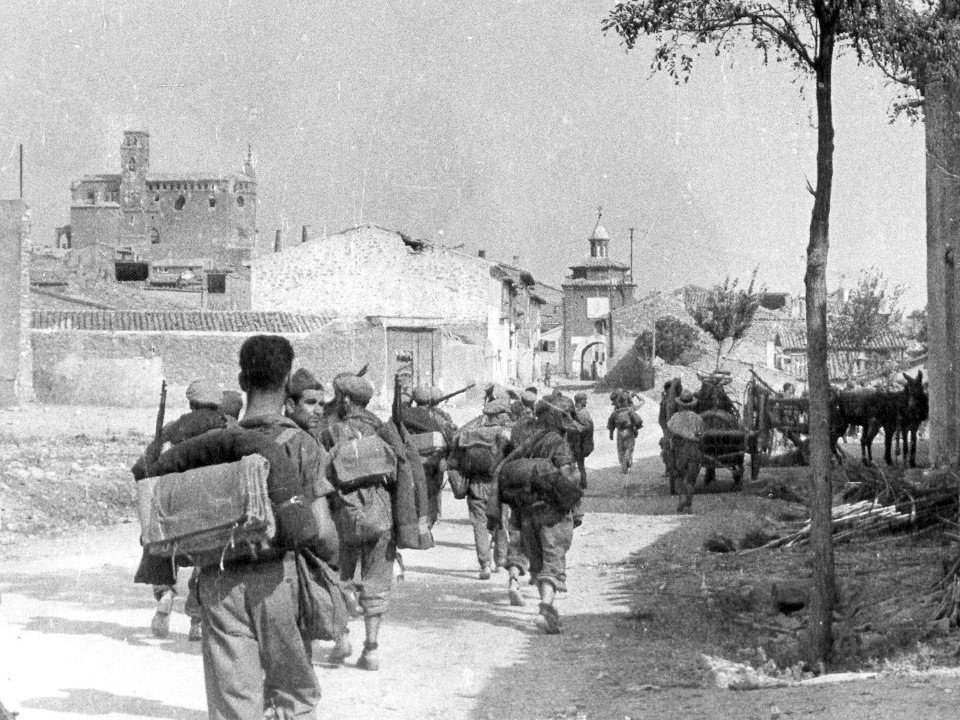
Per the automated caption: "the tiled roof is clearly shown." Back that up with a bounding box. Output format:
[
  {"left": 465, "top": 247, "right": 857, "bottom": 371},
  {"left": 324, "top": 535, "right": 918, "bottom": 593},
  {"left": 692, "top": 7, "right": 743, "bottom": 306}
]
[
  {"left": 567, "top": 256, "right": 629, "bottom": 271},
  {"left": 32, "top": 310, "right": 329, "bottom": 334},
  {"left": 777, "top": 328, "right": 908, "bottom": 351}
]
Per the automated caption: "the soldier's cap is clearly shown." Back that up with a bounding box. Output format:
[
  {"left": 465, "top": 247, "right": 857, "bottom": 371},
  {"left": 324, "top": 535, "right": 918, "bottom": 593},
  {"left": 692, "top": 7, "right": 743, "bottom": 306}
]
[
  {"left": 220, "top": 390, "right": 244, "bottom": 418},
  {"left": 412, "top": 385, "right": 444, "bottom": 404},
  {"left": 536, "top": 394, "right": 575, "bottom": 418},
  {"left": 524, "top": 386, "right": 538, "bottom": 396},
  {"left": 289, "top": 368, "right": 324, "bottom": 399},
  {"left": 520, "top": 390, "right": 537, "bottom": 407},
  {"left": 482, "top": 398, "right": 511, "bottom": 416},
  {"left": 574, "top": 391, "right": 588, "bottom": 403},
  {"left": 484, "top": 382, "right": 509, "bottom": 401},
  {"left": 333, "top": 374, "right": 374, "bottom": 405},
  {"left": 186, "top": 379, "right": 223, "bottom": 408}
]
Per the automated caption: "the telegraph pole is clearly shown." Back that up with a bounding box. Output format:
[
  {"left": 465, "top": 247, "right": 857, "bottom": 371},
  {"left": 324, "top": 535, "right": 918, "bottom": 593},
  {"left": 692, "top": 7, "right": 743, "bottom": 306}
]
[{"left": 629, "top": 227, "right": 634, "bottom": 283}]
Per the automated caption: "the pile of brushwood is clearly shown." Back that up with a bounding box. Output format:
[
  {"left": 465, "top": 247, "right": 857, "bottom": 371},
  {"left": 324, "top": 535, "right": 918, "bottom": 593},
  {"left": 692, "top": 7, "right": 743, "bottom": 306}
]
[{"left": 747, "top": 464, "right": 958, "bottom": 551}]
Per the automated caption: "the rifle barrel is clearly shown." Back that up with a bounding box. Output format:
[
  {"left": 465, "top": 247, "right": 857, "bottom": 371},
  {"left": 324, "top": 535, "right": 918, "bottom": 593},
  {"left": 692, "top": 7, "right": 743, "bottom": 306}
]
[{"left": 431, "top": 383, "right": 476, "bottom": 405}]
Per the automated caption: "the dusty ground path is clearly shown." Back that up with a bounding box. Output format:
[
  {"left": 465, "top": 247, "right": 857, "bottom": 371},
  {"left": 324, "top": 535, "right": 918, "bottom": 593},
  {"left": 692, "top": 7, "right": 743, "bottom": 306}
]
[{"left": 3, "top": 393, "right": 960, "bottom": 719}]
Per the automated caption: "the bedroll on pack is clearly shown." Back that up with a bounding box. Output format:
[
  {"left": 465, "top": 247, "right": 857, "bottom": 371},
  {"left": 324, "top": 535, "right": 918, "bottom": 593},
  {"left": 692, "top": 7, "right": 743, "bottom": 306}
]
[
  {"left": 498, "top": 457, "right": 583, "bottom": 512},
  {"left": 137, "top": 453, "right": 276, "bottom": 567},
  {"left": 456, "top": 426, "right": 502, "bottom": 476},
  {"left": 409, "top": 431, "right": 447, "bottom": 456},
  {"left": 330, "top": 435, "right": 398, "bottom": 494}
]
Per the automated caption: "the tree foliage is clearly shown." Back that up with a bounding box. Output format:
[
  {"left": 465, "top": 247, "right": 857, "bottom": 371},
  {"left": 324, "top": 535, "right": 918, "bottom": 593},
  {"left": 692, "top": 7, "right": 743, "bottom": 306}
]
[
  {"left": 601, "top": 0, "right": 921, "bottom": 666},
  {"left": 689, "top": 270, "right": 762, "bottom": 369},
  {"left": 634, "top": 315, "right": 699, "bottom": 364},
  {"left": 829, "top": 268, "right": 906, "bottom": 349}
]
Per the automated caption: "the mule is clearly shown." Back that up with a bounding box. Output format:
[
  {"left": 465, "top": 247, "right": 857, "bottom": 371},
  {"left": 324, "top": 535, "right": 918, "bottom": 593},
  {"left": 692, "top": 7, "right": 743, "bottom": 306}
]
[
  {"left": 829, "top": 387, "right": 884, "bottom": 464},
  {"left": 896, "top": 371, "right": 928, "bottom": 468}
]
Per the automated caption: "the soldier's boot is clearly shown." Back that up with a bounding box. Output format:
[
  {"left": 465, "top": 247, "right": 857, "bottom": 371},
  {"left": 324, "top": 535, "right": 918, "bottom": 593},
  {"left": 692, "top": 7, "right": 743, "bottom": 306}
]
[
  {"left": 151, "top": 589, "right": 175, "bottom": 639},
  {"left": 479, "top": 563, "right": 492, "bottom": 580},
  {"left": 537, "top": 602, "right": 562, "bottom": 634},
  {"left": 508, "top": 575, "right": 525, "bottom": 607}
]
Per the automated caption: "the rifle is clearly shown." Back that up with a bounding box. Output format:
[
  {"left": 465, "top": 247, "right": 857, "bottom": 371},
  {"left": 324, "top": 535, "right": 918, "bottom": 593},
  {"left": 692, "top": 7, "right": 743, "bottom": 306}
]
[
  {"left": 356, "top": 363, "right": 369, "bottom": 377},
  {"left": 426, "top": 383, "right": 475, "bottom": 407},
  {"left": 154, "top": 380, "right": 167, "bottom": 441},
  {"left": 392, "top": 371, "right": 405, "bottom": 437}
]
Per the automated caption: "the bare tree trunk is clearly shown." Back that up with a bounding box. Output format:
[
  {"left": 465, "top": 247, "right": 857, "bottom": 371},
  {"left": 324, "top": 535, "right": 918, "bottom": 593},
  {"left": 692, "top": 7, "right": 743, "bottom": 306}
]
[
  {"left": 804, "top": 32, "right": 837, "bottom": 665},
  {"left": 925, "top": 76, "right": 960, "bottom": 467}
]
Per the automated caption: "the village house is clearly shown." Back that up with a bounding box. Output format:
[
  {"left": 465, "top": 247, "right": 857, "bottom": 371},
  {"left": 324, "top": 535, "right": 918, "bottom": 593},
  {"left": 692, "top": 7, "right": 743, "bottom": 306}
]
[{"left": 252, "top": 224, "right": 552, "bottom": 395}]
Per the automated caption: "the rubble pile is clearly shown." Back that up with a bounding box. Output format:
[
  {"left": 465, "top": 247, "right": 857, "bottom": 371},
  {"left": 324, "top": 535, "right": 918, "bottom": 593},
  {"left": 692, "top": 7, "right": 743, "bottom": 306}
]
[{"left": 0, "top": 433, "right": 141, "bottom": 541}]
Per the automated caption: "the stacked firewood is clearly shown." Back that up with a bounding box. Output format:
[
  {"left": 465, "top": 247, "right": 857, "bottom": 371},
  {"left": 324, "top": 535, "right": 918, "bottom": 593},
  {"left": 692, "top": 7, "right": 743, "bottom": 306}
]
[{"left": 746, "top": 467, "right": 958, "bottom": 551}]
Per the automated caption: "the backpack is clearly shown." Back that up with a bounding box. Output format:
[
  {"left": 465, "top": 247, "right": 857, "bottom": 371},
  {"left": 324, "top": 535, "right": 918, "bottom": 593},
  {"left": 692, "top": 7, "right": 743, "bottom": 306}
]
[
  {"left": 498, "top": 457, "right": 583, "bottom": 512},
  {"left": 401, "top": 406, "right": 454, "bottom": 472},
  {"left": 614, "top": 408, "right": 642, "bottom": 431},
  {"left": 137, "top": 453, "right": 277, "bottom": 568},
  {"left": 328, "top": 421, "right": 398, "bottom": 494},
  {"left": 455, "top": 425, "right": 503, "bottom": 476}
]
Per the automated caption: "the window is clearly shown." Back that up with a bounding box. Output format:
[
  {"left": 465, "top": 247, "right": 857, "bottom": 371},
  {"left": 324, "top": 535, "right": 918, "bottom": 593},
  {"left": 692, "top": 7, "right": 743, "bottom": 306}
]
[
  {"left": 236, "top": 194, "right": 245, "bottom": 207},
  {"left": 127, "top": 157, "right": 136, "bottom": 172},
  {"left": 174, "top": 195, "right": 186, "bottom": 211},
  {"left": 540, "top": 340, "right": 556, "bottom": 352},
  {"left": 208, "top": 197, "right": 217, "bottom": 209},
  {"left": 154, "top": 193, "right": 160, "bottom": 203},
  {"left": 207, "top": 273, "right": 226, "bottom": 294},
  {"left": 86, "top": 191, "right": 96, "bottom": 205},
  {"left": 150, "top": 228, "right": 160, "bottom": 244}
]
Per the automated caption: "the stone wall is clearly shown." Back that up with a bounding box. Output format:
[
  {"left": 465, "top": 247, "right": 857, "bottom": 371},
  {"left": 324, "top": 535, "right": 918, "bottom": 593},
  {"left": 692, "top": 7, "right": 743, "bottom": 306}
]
[
  {"left": 253, "top": 225, "right": 494, "bottom": 323},
  {"left": 0, "top": 200, "right": 33, "bottom": 405},
  {"left": 29, "top": 315, "right": 485, "bottom": 408}
]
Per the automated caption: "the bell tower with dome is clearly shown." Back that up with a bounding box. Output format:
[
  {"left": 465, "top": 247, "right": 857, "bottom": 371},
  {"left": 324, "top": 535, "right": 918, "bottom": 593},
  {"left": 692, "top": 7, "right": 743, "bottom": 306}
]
[{"left": 560, "top": 209, "right": 636, "bottom": 378}]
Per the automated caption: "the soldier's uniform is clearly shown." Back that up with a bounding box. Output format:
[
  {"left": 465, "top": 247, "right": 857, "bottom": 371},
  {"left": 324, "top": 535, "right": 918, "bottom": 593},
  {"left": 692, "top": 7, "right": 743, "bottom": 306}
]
[
  {"left": 132, "top": 379, "right": 229, "bottom": 641},
  {"left": 455, "top": 398, "right": 512, "bottom": 578},
  {"left": 321, "top": 374, "right": 405, "bottom": 671},
  {"left": 502, "top": 397, "right": 580, "bottom": 633},
  {"left": 607, "top": 402, "right": 644, "bottom": 474},
  {"left": 410, "top": 386, "right": 458, "bottom": 528}
]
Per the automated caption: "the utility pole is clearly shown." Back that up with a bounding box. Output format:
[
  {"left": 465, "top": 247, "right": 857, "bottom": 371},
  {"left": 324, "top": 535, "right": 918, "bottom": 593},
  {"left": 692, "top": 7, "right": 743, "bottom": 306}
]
[
  {"left": 19, "top": 144, "right": 23, "bottom": 199},
  {"left": 629, "top": 227, "right": 635, "bottom": 283},
  {"left": 651, "top": 291, "right": 660, "bottom": 386}
]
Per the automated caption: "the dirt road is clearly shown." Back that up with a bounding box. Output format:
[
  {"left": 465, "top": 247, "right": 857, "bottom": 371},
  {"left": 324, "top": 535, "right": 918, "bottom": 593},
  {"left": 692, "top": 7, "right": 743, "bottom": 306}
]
[{"left": 2, "top": 394, "right": 960, "bottom": 719}]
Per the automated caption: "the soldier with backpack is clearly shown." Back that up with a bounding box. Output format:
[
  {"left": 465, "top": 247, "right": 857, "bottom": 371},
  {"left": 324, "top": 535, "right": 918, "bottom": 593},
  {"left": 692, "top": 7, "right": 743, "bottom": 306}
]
[
  {"left": 497, "top": 396, "right": 582, "bottom": 633},
  {"left": 132, "top": 379, "right": 229, "bottom": 642},
  {"left": 321, "top": 373, "right": 405, "bottom": 671},
  {"left": 572, "top": 392, "right": 594, "bottom": 490},
  {"left": 135, "top": 335, "right": 340, "bottom": 720},
  {"left": 607, "top": 393, "right": 644, "bottom": 474},
  {"left": 450, "top": 396, "right": 513, "bottom": 580},
  {"left": 406, "top": 385, "right": 459, "bottom": 528}
]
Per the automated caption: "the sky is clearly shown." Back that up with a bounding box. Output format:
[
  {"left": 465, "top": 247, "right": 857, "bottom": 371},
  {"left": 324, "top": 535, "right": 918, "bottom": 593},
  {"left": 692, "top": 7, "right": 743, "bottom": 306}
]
[{"left": 1, "top": 0, "right": 928, "bottom": 310}]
